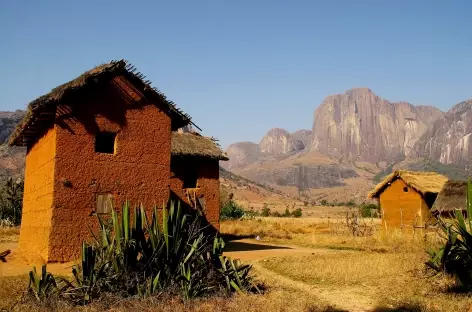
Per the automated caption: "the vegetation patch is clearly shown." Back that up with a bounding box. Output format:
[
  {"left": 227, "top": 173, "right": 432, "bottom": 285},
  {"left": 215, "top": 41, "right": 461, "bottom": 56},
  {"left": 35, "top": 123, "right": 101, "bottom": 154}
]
[{"left": 22, "top": 200, "right": 261, "bottom": 307}]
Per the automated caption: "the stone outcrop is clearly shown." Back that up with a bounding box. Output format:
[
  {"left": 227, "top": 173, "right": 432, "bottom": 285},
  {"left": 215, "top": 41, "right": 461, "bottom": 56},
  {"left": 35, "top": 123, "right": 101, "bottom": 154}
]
[
  {"left": 223, "top": 141, "right": 260, "bottom": 170},
  {"left": 0, "top": 110, "right": 25, "bottom": 144},
  {"left": 239, "top": 164, "right": 358, "bottom": 189},
  {"left": 259, "top": 128, "right": 304, "bottom": 156},
  {"left": 291, "top": 129, "right": 312, "bottom": 147},
  {"left": 311, "top": 88, "right": 443, "bottom": 162},
  {"left": 412, "top": 100, "right": 472, "bottom": 167}
]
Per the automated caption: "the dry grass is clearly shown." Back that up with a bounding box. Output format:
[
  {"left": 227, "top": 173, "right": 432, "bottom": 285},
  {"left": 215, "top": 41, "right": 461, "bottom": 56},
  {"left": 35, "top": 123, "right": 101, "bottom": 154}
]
[
  {"left": 221, "top": 217, "right": 440, "bottom": 253},
  {"left": 221, "top": 218, "right": 472, "bottom": 311},
  {"left": 0, "top": 226, "right": 20, "bottom": 243},
  {"left": 0, "top": 275, "right": 334, "bottom": 312}
]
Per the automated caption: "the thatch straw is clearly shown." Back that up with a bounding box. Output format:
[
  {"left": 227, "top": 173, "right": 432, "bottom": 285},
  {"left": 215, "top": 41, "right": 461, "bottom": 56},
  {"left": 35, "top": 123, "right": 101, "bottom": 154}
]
[
  {"left": 431, "top": 180, "right": 467, "bottom": 214},
  {"left": 9, "top": 60, "right": 192, "bottom": 146},
  {"left": 171, "top": 132, "right": 229, "bottom": 161},
  {"left": 368, "top": 170, "right": 448, "bottom": 198}
]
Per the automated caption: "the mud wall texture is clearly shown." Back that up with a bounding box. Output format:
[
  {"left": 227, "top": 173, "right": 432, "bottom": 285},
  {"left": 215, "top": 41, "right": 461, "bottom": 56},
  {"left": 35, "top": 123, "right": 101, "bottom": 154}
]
[
  {"left": 170, "top": 157, "right": 220, "bottom": 230},
  {"left": 19, "top": 128, "right": 57, "bottom": 262},
  {"left": 47, "top": 77, "right": 172, "bottom": 262},
  {"left": 379, "top": 179, "right": 429, "bottom": 230}
]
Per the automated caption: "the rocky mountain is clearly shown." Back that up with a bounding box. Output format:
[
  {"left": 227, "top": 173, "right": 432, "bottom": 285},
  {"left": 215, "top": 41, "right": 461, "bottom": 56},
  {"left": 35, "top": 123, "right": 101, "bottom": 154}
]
[
  {"left": 236, "top": 163, "right": 358, "bottom": 189},
  {"left": 291, "top": 129, "right": 312, "bottom": 147},
  {"left": 223, "top": 141, "right": 260, "bottom": 170},
  {"left": 311, "top": 88, "right": 443, "bottom": 162},
  {"left": 0, "top": 110, "right": 25, "bottom": 144},
  {"left": 224, "top": 128, "right": 310, "bottom": 170},
  {"left": 259, "top": 128, "right": 305, "bottom": 156},
  {"left": 0, "top": 110, "right": 26, "bottom": 181},
  {"left": 412, "top": 100, "right": 472, "bottom": 167}
]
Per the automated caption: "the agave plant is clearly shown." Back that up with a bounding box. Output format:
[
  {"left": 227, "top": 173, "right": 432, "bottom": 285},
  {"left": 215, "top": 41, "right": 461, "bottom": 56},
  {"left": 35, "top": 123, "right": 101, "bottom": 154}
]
[
  {"left": 28, "top": 265, "right": 59, "bottom": 301},
  {"left": 27, "top": 199, "right": 260, "bottom": 303},
  {"left": 426, "top": 180, "right": 472, "bottom": 288}
]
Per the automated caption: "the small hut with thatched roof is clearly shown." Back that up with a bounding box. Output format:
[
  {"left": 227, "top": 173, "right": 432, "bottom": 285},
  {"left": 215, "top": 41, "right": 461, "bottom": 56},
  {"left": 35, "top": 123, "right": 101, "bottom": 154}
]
[
  {"left": 431, "top": 181, "right": 468, "bottom": 217},
  {"left": 8, "top": 60, "right": 228, "bottom": 263},
  {"left": 368, "top": 170, "right": 448, "bottom": 231}
]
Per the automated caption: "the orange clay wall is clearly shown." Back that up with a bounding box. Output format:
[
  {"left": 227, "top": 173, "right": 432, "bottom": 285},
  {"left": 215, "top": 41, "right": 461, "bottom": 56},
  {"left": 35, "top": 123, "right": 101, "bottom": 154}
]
[
  {"left": 170, "top": 157, "right": 220, "bottom": 230},
  {"left": 47, "top": 77, "right": 172, "bottom": 262},
  {"left": 19, "top": 128, "right": 56, "bottom": 262},
  {"left": 379, "top": 179, "right": 427, "bottom": 231}
]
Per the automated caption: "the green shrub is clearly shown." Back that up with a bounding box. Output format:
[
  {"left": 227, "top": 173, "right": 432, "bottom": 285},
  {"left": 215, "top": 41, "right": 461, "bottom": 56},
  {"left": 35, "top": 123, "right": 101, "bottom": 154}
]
[
  {"left": 261, "top": 204, "right": 271, "bottom": 217},
  {"left": 291, "top": 208, "right": 303, "bottom": 218},
  {"left": 320, "top": 199, "right": 327, "bottom": 206},
  {"left": 27, "top": 200, "right": 261, "bottom": 304},
  {"left": 283, "top": 208, "right": 291, "bottom": 217},
  {"left": 426, "top": 180, "right": 472, "bottom": 289},
  {"left": 0, "top": 178, "right": 24, "bottom": 225},
  {"left": 358, "top": 203, "right": 379, "bottom": 218},
  {"left": 220, "top": 200, "right": 245, "bottom": 220}
]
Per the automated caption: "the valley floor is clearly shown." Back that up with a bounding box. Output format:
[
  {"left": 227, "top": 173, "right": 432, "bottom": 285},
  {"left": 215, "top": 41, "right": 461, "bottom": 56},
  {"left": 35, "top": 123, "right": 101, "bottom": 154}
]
[{"left": 1, "top": 217, "right": 472, "bottom": 311}]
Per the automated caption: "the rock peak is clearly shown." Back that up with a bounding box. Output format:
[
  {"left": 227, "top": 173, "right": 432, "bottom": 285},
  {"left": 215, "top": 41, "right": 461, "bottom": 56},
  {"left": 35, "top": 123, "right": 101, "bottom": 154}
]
[{"left": 345, "top": 87, "right": 374, "bottom": 96}]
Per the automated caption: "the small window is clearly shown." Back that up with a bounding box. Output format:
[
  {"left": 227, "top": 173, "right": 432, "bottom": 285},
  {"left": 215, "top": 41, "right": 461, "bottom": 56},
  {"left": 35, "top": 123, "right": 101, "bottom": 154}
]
[
  {"left": 403, "top": 187, "right": 408, "bottom": 192},
  {"left": 95, "top": 131, "right": 116, "bottom": 154},
  {"left": 96, "top": 193, "right": 113, "bottom": 214},
  {"left": 183, "top": 167, "right": 198, "bottom": 189}
]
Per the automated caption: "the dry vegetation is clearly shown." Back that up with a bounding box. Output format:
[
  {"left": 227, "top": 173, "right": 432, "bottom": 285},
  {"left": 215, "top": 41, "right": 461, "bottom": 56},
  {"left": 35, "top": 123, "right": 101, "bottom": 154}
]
[
  {"left": 0, "top": 226, "right": 19, "bottom": 243},
  {"left": 221, "top": 218, "right": 472, "bottom": 311},
  {"left": 0, "top": 274, "right": 334, "bottom": 312},
  {"left": 2, "top": 216, "right": 472, "bottom": 311}
]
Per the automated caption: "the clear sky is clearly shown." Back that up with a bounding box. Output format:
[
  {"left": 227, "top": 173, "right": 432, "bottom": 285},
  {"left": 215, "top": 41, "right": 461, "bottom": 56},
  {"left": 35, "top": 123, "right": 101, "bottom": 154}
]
[{"left": 1, "top": 1, "right": 471, "bottom": 148}]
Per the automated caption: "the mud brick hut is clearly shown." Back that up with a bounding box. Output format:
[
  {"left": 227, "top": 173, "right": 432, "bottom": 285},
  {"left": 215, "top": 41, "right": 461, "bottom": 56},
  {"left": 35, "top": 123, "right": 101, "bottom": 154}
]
[
  {"left": 8, "top": 60, "right": 228, "bottom": 263},
  {"left": 368, "top": 170, "right": 448, "bottom": 231},
  {"left": 431, "top": 180, "right": 469, "bottom": 218}
]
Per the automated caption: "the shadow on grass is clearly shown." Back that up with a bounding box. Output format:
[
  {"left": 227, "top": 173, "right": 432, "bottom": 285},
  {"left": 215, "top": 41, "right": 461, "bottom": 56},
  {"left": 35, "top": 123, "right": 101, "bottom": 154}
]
[
  {"left": 224, "top": 241, "right": 291, "bottom": 252},
  {"left": 372, "top": 304, "right": 422, "bottom": 312},
  {"left": 221, "top": 233, "right": 254, "bottom": 242}
]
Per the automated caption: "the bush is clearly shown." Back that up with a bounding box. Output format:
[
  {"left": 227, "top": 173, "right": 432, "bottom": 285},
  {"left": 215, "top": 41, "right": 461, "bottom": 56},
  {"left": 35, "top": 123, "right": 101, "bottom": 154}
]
[
  {"left": 426, "top": 180, "right": 472, "bottom": 289},
  {"left": 320, "top": 199, "right": 327, "bottom": 206},
  {"left": 27, "top": 200, "right": 260, "bottom": 304},
  {"left": 220, "top": 200, "right": 245, "bottom": 220},
  {"left": 358, "top": 203, "right": 379, "bottom": 218},
  {"left": 291, "top": 208, "right": 303, "bottom": 218},
  {"left": 0, "top": 178, "right": 24, "bottom": 225},
  {"left": 268, "top": 207, "right": 302, "bottom": 218},
  {"left": 283, "top": 208, "right": 291, "bottom": 217},
  {"left": 261, "top": 204, "right": 271, "bottom": 217}
]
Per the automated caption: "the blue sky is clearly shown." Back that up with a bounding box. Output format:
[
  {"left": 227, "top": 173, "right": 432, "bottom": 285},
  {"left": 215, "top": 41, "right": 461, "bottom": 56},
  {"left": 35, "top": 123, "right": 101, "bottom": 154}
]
[{"left": 1, "top": 1, "right": 471, "bottom": 148}]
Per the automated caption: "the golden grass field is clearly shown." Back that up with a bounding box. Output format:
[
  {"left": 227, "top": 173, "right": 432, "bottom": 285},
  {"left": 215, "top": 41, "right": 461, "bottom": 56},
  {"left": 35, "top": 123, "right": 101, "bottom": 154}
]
[{"left": 1, "top": 216, "right": 472, "bottom": 311}]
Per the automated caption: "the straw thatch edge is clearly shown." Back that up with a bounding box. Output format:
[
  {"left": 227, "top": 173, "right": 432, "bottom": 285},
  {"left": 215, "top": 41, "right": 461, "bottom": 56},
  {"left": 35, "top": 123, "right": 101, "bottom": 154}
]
[
  {"left": 368, "top": 170, "right": 448, "bottom": 198},
  {"left": 171, "top": 132, "right": 229, "bottom": 161},
  {"left": 9, "top": 60, "right": 193, "bottom": 146},
  {"left": 431, "top": 180, "right": 467, "bottom": 213}
]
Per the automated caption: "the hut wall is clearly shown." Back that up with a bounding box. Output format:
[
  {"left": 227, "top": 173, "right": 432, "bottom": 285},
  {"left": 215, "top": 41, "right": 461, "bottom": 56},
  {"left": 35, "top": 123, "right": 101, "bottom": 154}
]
[
  {"left": 19, "top": 128, "right": 57, "bottom": 262},
  {"left": 47, "top": 77, "right": 172, "bottom": 262},
  {"left": 170, "top": 157, "right": 220, "bottom": 230},
  {"left": 379, "top": 179, "right": 426, "bottom": 230}
]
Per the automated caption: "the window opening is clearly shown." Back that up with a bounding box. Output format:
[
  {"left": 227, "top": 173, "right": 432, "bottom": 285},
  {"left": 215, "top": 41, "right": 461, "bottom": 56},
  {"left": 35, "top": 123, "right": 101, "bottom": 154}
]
[
  {"left": 183, "top": 167, "right": 198, "bottom": 188},
  {"left": 95, "top": 131, "right": 116, "bottom": 154}
]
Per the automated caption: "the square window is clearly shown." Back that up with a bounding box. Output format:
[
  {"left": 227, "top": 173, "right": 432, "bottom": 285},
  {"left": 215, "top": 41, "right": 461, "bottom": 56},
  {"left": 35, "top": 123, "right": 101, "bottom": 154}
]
[
  {"left": 95, "top": 131, "right": 116, "bottom": 154},
  {"left": 96, "top": 193, "right": 113, "bottom": 214}
]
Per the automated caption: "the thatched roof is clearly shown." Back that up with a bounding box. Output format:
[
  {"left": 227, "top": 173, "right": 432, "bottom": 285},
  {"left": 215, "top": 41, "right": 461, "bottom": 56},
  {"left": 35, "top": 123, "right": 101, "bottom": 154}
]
[
  {"left": 368, "top": 170, "right": 448, "bottom": 198},
  {"left": 431, "top": 180, "right": 468, "bottom": 214},
  {"left": 171, "top": 132, "right": 229, "bottom": 161},
  {"left": 9, "top": 60, "right": 195, "bottom": 147}
]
